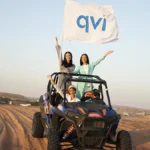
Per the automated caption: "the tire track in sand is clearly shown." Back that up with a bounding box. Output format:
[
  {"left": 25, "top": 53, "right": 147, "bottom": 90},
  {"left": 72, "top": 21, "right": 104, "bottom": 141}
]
[
  {"left": 0, "top": 106, "right": 46, "bottom": 150},
  {"left": 0, "top": 113, "right": 19, "bottom": 150},
  {"left": 0, "top": 107, "right": 26, "bottom": 150},
  {"left": 10, "top": 106, "right": 47, "bottom": 150}
]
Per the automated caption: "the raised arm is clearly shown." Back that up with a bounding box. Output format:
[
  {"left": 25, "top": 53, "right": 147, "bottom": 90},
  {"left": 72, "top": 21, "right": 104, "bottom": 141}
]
[
  {"left": 47, "top": 74, "right": 64, "bottom": 98},
  {"left": 104, "top": 50, "right": 114, "bottom": 58},
  {"left": 55, "top": 37, "right": 63, "bottom": 66},
  {"left": 93, "top": 50, "right": 114, "bottom": 67}
]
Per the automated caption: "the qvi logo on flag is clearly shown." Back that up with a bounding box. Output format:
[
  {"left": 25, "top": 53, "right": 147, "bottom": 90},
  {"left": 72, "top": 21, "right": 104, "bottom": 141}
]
[
  {"left": 63, "top": 0, "right": 119, "bottom": 43},
  {"left": 76, "top": 15, "right": 106, "bottom": 33}
]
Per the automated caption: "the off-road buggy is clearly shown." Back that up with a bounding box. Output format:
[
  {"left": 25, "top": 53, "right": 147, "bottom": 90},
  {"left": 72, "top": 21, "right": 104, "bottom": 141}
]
[{"left": 32, "top": 72, "right": 132, "bottom": 150}]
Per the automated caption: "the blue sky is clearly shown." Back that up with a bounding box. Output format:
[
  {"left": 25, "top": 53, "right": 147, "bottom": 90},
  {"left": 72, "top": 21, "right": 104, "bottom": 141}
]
[{"left": 0, "top": 0, "right": 150, "bottom": 109}]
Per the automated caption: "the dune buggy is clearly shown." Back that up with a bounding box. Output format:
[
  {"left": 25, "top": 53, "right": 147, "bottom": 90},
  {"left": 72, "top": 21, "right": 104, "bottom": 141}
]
[{"left": 32, "top": 72, "right": 132, "bottom": 150}]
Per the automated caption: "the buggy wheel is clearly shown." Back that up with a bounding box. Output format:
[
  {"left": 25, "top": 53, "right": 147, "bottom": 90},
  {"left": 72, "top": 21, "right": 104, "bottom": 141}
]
[
  {"left": 116, "top": 130, "right": 132, "bottom": 150},
  {"left": 32, "top": 112, "right": 44, "bottom": 138},
  {"left": 47, "top": 124, "right": 61, "bottom": 150}
]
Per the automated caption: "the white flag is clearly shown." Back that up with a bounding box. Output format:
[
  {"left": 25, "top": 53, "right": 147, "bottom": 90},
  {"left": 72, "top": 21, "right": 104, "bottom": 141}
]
[{"left": 63, "top": 0, "right": 119, "bottom": 44}]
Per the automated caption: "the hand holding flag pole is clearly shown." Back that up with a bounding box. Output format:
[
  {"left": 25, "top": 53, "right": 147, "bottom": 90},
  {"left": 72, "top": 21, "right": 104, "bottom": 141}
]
[{"left": 55, "top": 36, "right": 59, "bottom": 46}]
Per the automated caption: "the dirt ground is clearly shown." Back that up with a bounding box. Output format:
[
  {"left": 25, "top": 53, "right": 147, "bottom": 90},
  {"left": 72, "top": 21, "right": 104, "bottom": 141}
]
[{"left": 0, "top": 105, "right": 150, "bottom": 150}]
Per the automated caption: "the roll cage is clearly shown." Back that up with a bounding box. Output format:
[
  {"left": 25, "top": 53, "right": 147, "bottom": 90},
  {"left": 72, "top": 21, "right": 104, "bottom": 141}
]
[{"left": 47, "top": 72, "right": 112, "bottom": 109}]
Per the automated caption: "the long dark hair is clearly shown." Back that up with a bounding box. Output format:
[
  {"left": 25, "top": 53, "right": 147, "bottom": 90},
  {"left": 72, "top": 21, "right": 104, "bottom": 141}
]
[
  {"left": 80, "top": 53, "right": 89, "bottom": 65},
  {"left": 62, "top": 51, "right": 73, "bottom": 67}
]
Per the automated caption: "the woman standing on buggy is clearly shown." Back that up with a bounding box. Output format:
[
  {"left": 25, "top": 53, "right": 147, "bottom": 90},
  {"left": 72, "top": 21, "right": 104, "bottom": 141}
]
[
  {"left": 74, "top": 51, "right": 114, "bottom": 98},
  {"left": 55, "top": 37, "right": 75, "bottom": 90}
]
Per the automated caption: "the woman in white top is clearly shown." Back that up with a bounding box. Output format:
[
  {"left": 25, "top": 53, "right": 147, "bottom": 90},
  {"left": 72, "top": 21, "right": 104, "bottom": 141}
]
[{"left": 74, "top": 51, "right": 113, "bottom": 98}]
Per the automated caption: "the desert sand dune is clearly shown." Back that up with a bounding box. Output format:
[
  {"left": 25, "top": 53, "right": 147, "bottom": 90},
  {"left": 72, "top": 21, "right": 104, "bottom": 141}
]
[{"left": 0, "top": 105, "right": 150, "bottom": 150}]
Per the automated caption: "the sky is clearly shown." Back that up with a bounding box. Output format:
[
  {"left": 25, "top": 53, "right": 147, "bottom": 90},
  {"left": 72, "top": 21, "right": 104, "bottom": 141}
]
[{"left": 0, "top": 0, "right": 150, "bottom": 109}]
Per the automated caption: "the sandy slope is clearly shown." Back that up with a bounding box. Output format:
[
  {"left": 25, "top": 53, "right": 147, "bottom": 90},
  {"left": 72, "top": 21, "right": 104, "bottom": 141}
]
[{"left": 0, "top": 105, "right": 150, "bottom": 150}]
